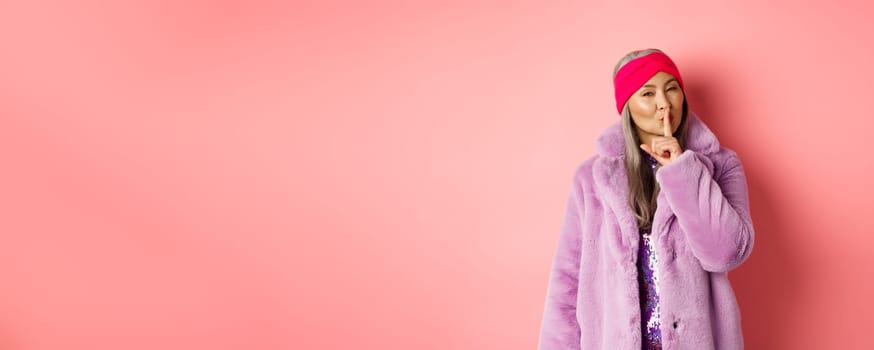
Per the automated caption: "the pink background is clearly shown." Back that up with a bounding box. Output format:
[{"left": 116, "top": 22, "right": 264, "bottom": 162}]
[{"left": 2, "top": 0, "right": 873, "bottom": 349}]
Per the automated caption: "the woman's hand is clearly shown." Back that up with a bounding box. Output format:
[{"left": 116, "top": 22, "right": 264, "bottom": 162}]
[{"left": 640, "top": 110, "right": 683, "bottom": 166}]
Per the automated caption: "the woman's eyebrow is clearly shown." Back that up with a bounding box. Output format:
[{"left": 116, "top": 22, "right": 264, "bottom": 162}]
[{"left": 642, "top": 78, "right": 678, "bottom": 88}]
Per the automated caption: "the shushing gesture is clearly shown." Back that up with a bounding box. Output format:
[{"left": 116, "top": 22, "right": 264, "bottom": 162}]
[{"left": 639, "top": 110, "right": 683, "bottom": 166}]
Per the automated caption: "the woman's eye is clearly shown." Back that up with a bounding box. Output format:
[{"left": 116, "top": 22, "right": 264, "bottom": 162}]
[{"left": 643, "top": 92, "right": 653, "bottom": 97}]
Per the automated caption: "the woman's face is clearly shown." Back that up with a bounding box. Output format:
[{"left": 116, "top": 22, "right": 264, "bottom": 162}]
[{"left": 627, "top": 71, "right": 684, "bottom": 141}]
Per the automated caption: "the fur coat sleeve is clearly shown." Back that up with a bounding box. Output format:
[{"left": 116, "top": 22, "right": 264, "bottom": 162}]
[
  {"left": 655, "top": 149, "right": 754, "bottom": 273},
  {"left": 537, "top": 163, "right": 588, "bottom": 350}
]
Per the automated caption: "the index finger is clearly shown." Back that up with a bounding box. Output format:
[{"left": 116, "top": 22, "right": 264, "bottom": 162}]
[{"left": 663, "top": 110, "right": 672, "bottom": 137}]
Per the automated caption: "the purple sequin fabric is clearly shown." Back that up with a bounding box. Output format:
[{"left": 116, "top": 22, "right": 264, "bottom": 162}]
[{"left": 638, "top": 154, "right": 662, "bottom": 350}]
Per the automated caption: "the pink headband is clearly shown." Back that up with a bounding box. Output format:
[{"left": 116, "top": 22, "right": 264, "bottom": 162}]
[{"left": 613, "top": 52, "right": 685, "bottom": 114}]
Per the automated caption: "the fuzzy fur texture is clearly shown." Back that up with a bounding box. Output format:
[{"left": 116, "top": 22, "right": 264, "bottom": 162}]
[{"left": 538, "top": 112, "right": 754, "bottom": 349}]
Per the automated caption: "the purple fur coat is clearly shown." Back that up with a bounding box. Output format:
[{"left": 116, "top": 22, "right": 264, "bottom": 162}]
[{"left": 538, "top": 113, "right": 754, "bottom": 349}]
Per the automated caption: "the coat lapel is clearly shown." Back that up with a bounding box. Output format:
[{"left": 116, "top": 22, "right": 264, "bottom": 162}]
[
  {"left": 591, "top": 118, "right": 640, "bottom": 260},
  {"left": 593, "top": 155, "right": 641, "bottom": 260}
]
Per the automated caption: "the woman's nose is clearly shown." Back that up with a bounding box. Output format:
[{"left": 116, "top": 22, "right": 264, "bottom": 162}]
[{"left": 656, "top": 94, "right": 670, "bottom": 111}]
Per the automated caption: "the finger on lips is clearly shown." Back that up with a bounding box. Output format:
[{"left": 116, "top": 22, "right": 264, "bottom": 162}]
[{"left": 663, "top": 110, "right": 671, "bottom": 137}]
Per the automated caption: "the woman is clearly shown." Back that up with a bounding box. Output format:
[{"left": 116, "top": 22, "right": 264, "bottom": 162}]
[{"left": 537, "top": 49, "right": 754, "bottom": 349}]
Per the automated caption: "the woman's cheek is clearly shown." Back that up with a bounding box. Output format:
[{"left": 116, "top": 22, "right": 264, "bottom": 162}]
[{"left": 672, "top": 92, "right": 684, "bottom": 106}]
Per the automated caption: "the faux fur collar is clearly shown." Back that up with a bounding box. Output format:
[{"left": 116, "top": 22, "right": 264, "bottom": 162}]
[
  {"left": 595, "top": 112, "right": 720, "bottom": 158},
  {"left": 590, "top": 112, "right": 720, "bottom": 260}
]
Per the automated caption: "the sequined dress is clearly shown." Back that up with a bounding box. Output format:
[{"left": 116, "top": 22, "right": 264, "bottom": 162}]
[{"left": 638, "top": 153, "right": 663, "bottom": 350}]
